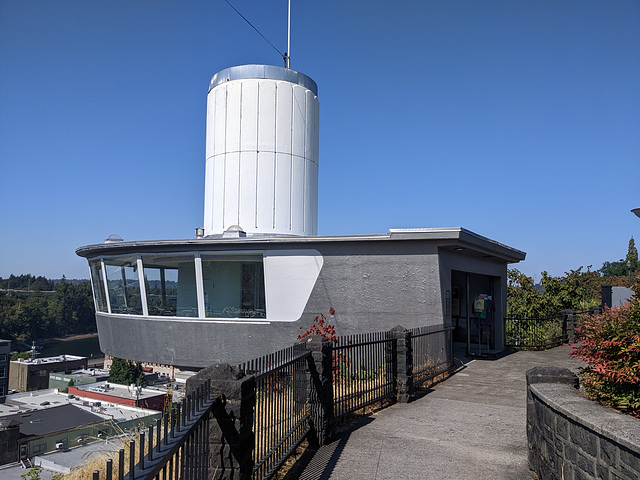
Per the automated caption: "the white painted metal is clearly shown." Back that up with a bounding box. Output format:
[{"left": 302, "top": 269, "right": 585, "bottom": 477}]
[
  {"left": 136, "top": 256, "right": 148, "bottom": 317},
  {"left": 263, "top": 249, "right": 323, "bottom": 321},
  {"left": 194, "top": 254, "right": 205, "bottom": 318},
  {"left": 100, "top": 258, "right": 111, "bottom": 315},
  {"left": 204, "top": 66, "right": 319, "bottom": 237}
]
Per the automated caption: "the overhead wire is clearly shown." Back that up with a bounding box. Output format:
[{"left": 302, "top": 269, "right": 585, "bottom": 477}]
[{"left": 223, "top": 0, "right": 285, "bottom": 61}]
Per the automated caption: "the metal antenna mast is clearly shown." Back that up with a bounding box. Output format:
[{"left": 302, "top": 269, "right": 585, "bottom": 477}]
[{"left": 284, "top": 0, "right": 291, "bottom": 68}]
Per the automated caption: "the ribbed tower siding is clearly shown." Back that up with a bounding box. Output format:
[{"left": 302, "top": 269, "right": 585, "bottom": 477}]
[{"left": 203, "top": 65, "right": 319, "bottom": 237}]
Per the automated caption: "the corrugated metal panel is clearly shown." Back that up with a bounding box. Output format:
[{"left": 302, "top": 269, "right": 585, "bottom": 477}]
[{"left": 204, "top": 66, "right": 319, "bottom": 237}]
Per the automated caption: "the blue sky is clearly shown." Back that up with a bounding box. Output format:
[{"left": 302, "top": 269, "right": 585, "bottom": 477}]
[{"left": 1, "top": 0, "right": 639, "bottom": 281}]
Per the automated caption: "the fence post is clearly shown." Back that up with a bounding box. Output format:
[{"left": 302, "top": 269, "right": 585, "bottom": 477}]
[
  {"left": 561, "top": 310, "right": 575, "bottom": 343},
  {"left": 589, "top": 305, "right": 602, "bottom": 316},
  {"left": 391, "top": 326, "right": 412, "bottom": 403},
  {"left": 305, "top": 335, "right": 334, "bottom": 448},
  {"left": 185, "top": 364, "right": 255, "bottom": 480}
]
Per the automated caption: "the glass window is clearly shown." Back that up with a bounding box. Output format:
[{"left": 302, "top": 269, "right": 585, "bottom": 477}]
[
  {"left": 0, "top": 367, "right": 5, "bottom": 378},
  {"left": 201, "top": 255, "right": 266, "bottom": 319},
  {"left": 142, "top": 255, "right": 198, "bottom": 317},
  {"left": 89, "top": 259, "right": 108, "bottom": 313},
  {"left": 104, "top": 256, "right": 143, "bottom": 315},
  {"left": 31, "top": 443, "right": 46, "bottom": 454}
]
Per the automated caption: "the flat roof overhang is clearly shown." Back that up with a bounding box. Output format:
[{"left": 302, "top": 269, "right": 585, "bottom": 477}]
[{"left": 76, "top": 227, "right": 526, "bottom": 264}]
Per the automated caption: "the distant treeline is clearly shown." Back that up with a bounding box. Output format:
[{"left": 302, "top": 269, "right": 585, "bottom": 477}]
[
  {"left": 0, "top": 274, "right": 89, "bottom": 291},
  {"left": 0, "top": 276, "right": 95, "bottom": 344}
]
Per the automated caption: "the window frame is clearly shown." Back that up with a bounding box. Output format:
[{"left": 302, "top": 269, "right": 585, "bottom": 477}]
[{"left": 88, "top": 250, "right": 269, "bottom": 322}]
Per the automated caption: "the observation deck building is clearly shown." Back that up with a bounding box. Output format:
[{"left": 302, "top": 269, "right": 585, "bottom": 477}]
[{"left": 76, "top": 65, "right": 525, "bottom": 369}]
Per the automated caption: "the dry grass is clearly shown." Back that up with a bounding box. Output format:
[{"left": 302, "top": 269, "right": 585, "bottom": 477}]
[
  {"left": 59, "top": 418, "right": 168, "bottom": 480},
  {"left": 62, "top": 433, "right": 137, "bottom": 480},
  {"left": 272, "top": 439, "right": 309, "bottom": 480}
]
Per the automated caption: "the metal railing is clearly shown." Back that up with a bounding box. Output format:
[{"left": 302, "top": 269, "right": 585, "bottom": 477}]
[
  {"left": 332, "top": 331, "right": 397, "bottom": 421},
  {"left": 91, "top": 382, "right": 213, "bottom": 480},
  {"left": 505, "top": 309, "right": 595, "bottom": 350},
  {"left": 90, "top": 323, "right": 454, "bottom": 480},
  {"left": 505, "top": 314, "right": 565, "bottom": 350},
  {"left": 240, "top": 343, "right": 311, "bottom": 480},
  {"left": 410, "top": 324, "right": 454, "bottom": 388}
]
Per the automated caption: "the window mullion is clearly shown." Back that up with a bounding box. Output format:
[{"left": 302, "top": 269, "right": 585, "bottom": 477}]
[
  {"left": 137, "top": 256, "right": 148, "bottom": 316},
  {"left": 194, "top": 254, "right": 205, "bottom": 319}
]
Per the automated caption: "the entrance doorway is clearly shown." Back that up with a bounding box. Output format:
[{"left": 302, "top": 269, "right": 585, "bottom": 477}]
[{"left": 451, "top": 270, "right": 500, "bottom": 357}]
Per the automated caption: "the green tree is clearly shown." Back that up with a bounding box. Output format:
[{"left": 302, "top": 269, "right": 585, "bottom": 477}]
[
  {"left": 508, "top": 267, "right": 602, "bottom": 317},
  {"left": 600, "top": 236, "right": 639, "bottom": 277},
  {"left": 507, "top": 268, "right": 543, "bottom": 317},
  {"left": 626, "top": 237, "right": 639, "bottom": 270},
  {"left": 0, "top": 275, "right": 95, "bottom": 342},
  {"left": 62, "top": 378, "right": 75, "bottom": 393},
  {"left": 11, "top": 351, "right": 32, "bottom": 361},
  {"left": 20, "top": 468, "right": 41, "bottom": 480},
  {"left": 108, "top": 357, "right": 146, "bottom": 386}
]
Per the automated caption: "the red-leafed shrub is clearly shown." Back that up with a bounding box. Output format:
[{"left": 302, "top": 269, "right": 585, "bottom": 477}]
[
  {"left": 570, "top": 297, "right": 640, "bottom": 417},
  {"left": 297, "top": 311, "right": 338, "bottom": 343},
  {"left": 297, "top": 309, "right": 348, "bottom": 376}
]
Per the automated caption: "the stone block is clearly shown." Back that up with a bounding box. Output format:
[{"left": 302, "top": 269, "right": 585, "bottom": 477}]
[
  {"left": 619, "top": 462, "right": 639, "bottom": 480},
  {"left": 542, "top": 439, "right": 553, "bottom": 463},
  {"left": 539, "top": 460, "right": 554, "bottom": 480},
  {"left": 544, "top": 405, "right": 555, "bottom": 430},
  {"left": 610, "top": 469, "right": 633, "bottom": 480},
  {"left": 599, "top": 437, "right": 618, "bottom": 467},
  {"left": 564, "top": 444, "right": 577, "bottom": 463},
  {"left": 556, "top": 415, "right": 569, "bottom": 440},
  {"left": 562, "top": 462, "right": 575, "bottom": 480},
  {"left": 619, "top": 446, "right": 640, "bottom": 474},
  {"left": 571, "top": 424, "right": 598, "bottom": 458},
  {"left": 554, "top": 436, "right": 566, "bottom": 456},
  {"left": 577, "top": 452, "right": 595, "bottom": 476},
  {"left": 574, "top": 468, "right": 592, "bottom": 480},
  {"left": 536, "top": 403, "right": 546, "bottom": 429},
  {"left": 596, "top": 463, "right": 609, "bottom": 480}
]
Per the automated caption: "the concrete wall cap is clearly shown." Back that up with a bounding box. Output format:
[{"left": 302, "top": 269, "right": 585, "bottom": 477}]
[{"left": 526, "top": 366, "right": 578, "bottom": 387}]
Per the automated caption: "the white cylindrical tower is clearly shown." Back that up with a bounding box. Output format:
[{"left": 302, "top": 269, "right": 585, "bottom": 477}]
[{"left": 203, "top": 65, "right": 319, "bottom": 237}]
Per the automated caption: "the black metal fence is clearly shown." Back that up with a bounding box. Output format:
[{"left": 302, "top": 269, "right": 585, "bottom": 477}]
[
  {"left": 505, "top": 308, "right": 597, "bottom": 350},
  {"left": 410, "top": 324, "right": 454, "bottom": 388},
  {"left": 505, "top": 314, "right": 565, "bottom": 350},
  {"left": 90, "top": 382, "right": 213, "bottom": 480},
  {"left": 239, "top": 343, "right": 311, "bottom": 480},
  {"left": 90, "top": 323, "right": 454, "bottom": 480},
  {"left": 332, "top": 331, "right": 397, "bottom": 422}
]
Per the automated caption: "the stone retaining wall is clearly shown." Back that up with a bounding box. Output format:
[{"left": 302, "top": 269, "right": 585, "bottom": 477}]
[{"left": 526, "top": 366, "right": 640, "bottom": 480}]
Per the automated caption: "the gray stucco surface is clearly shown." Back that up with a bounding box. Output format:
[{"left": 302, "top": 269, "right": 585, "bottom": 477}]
[{"left": 97, "top": 241, "right": 446, "bottom": 367}]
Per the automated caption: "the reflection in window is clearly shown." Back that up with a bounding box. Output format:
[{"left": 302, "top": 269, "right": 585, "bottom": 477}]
[
  {"left": 89, "top": 260, "right": 107, "bottom": 313},
  {"left": 142, "top": 255, "right": 198, "bottom": 317},
  {"left": 104, "top": 256, "right": 142, "bottom": 315},
  {"left": 201, "top": 255, "right": 266, "bottom": 319}
]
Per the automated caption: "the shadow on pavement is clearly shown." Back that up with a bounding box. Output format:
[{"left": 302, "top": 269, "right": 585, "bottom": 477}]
[{"left": 285, "top": 417, "right": 375, "bottom": 480}]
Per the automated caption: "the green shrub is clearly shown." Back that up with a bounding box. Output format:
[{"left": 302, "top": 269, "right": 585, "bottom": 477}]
[{"left": 570, "top": 297, "right": 640, "bottom": 417}]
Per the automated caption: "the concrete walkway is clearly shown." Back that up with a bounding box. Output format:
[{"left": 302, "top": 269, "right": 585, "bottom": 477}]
[{"left": 295, "top": 345, "right": 584, "bottom": 480}]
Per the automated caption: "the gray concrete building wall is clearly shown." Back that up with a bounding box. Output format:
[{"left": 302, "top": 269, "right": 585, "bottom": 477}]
[
  {"left": 82, "top": 229, "right": 524, "bottom": 368},
  {"left": 95, "top": 241, "right": 445, "bottom": 367},
  {"left": 303, "top": 240, "right": 443, "bottom": 333}
]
